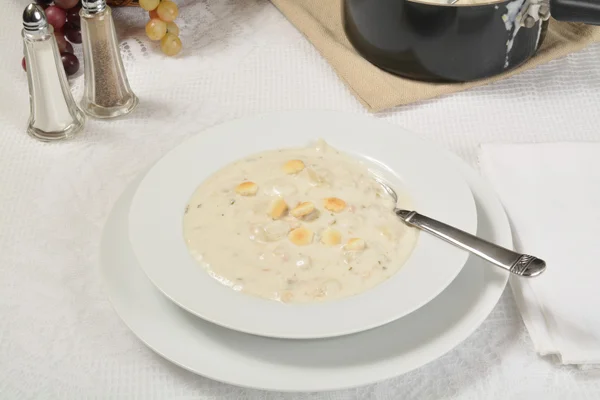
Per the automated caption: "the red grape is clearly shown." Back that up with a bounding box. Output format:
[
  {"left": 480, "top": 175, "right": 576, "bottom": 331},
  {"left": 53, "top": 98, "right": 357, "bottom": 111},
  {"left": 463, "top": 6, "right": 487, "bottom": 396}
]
[
  {"left": 65, "top": 26, "right": 82, "bottom": 44},
  {"left": 61, "top": 52, "right": 79, "bottom": 76},
  {"left": 55, "top": 32, "right": 74, "bottom": 53},
  {"left": 22, "top": 57, "right": 27, "bottom": 72},
  {"left": 66, "top": 7, "right": 81, "bottom": 29},
  {"left": 54, "top": 0, "right": 79, "bottom": 9},
  {"left": 46, "top": 6, "right": 67, "bottom": 31}
]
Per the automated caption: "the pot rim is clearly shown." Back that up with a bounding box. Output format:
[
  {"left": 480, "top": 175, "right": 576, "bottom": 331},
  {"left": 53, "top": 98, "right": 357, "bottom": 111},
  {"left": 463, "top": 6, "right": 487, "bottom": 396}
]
[{"left": 407, "top": 0, "right": 510, "bottom": 7}]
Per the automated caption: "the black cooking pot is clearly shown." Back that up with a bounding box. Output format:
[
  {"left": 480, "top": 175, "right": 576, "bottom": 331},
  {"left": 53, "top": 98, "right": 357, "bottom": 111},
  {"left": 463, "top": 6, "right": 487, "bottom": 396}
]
[{"left": 343, "top": 0, "right": 600, "bottom": 82}]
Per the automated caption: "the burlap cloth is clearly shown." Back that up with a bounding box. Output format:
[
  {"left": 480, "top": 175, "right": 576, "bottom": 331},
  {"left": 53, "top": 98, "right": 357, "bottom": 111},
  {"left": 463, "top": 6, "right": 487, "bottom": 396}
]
[{"left": 271, "top": 0, "right": 600, "bottom": 112}]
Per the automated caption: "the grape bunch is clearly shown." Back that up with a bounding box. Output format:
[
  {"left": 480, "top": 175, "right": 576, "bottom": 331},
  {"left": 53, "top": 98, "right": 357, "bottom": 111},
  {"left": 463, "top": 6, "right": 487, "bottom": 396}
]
[
  {"left": 140, "top": 0, "right": 182, "bottom": 56},
  {"left": 22, "top": 0, "right": 82, "bottom": 76}
]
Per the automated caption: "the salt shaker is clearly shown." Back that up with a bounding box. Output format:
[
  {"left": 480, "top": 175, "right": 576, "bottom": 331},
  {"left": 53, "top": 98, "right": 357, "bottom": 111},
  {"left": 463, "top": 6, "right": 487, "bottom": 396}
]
[
  {"left": 22, "top": 4, "right": 85, "bottom": 141},
  {"left": 80, "top": 0, "right": 138, "bottom": 119}
]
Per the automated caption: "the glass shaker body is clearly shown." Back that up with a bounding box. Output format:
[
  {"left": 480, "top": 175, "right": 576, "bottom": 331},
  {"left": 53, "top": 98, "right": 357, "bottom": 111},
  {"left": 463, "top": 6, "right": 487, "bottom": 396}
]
[
  {"left": 80, "top": 6, "right": 138, "bottom": 119},
  {"left": 23, "top": 27, "right": 85, "bottom": 141}
]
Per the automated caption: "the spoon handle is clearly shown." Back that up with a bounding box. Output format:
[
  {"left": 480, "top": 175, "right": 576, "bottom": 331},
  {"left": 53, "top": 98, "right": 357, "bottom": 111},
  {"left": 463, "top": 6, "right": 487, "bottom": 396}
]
[{"left": 395, "top": 210, "right": 546, "bottom": 278}]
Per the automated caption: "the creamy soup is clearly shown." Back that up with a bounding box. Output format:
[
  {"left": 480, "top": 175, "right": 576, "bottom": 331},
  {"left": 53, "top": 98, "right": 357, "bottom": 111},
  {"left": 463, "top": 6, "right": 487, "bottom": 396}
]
[{"left": 182, "top": 140, "right": 419, "bottom": 303}]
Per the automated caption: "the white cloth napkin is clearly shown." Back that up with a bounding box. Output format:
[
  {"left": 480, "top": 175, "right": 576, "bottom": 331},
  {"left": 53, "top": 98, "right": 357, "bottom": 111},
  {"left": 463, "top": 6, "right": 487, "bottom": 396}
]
[{"left": 479, "top": 142, "right": 600, "bottom": 366}]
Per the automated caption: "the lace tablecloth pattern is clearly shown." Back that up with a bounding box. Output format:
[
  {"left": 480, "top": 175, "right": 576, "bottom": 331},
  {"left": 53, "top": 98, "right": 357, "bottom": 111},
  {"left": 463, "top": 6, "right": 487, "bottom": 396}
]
[{"left": 2, "top": 0, "right": 600, "bottom": 398}]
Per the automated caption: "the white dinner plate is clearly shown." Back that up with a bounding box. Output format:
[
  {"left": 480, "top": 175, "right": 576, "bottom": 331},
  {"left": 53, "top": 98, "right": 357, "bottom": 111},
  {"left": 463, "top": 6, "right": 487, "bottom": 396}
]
[
  {"left": 128, "top": 111, "right": 477, "bottom": 339},
  {"left": 100, "top": 136, "right": 509, "bottom": 392}
]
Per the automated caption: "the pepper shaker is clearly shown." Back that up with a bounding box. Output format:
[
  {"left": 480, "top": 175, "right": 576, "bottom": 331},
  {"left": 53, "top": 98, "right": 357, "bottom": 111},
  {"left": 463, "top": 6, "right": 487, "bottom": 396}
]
[
  {"left": 80, "top": 0, "right": 138, "bottom": 119},
  {"left": 22, "top": 4, "right": 85, "bottom": 141}
]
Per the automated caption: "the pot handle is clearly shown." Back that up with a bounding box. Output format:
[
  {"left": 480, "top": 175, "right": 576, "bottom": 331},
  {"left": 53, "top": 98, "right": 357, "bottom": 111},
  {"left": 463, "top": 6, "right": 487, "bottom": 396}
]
[{"left": 550, "top": 0, "right": 600, "bottom": 25}]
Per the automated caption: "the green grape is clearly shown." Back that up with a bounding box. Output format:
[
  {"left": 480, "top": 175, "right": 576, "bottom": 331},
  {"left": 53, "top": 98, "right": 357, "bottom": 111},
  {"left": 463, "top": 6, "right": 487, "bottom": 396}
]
[
  {"left": 157, "top": 1, "right": 179, "bottom": 22},
  {"left": 166, "top": 22, "right": 179, "bottom": 36},
  {"left": 145, "top": 18, "right": 167, "bottom": 41},
  {"left": 160, "top": 33, "right": 182, "bottom": 56},
  {"left": 139, "top": 0, "right": 160, "bottom": 12}
]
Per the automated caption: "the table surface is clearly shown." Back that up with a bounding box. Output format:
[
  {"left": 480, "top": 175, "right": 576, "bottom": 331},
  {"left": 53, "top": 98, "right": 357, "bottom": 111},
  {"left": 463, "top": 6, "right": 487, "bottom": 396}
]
[{"left": 2, "top": 1, "right": 600, "bottom": 399}]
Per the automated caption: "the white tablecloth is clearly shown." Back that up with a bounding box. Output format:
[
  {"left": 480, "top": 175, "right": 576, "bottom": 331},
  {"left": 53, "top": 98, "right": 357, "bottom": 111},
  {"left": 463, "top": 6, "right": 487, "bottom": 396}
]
[{"left": 2, "top": 0, "right": 600, "bottom": 398}]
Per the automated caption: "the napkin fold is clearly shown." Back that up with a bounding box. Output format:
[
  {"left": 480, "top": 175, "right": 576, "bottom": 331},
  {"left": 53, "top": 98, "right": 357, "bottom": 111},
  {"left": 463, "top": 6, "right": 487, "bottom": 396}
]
[
  {"left": 479, "top": 142, "right": 600, "bottom": 366},
  {"left": 271, "top": 0, "right": 600, "bottom": 112}
]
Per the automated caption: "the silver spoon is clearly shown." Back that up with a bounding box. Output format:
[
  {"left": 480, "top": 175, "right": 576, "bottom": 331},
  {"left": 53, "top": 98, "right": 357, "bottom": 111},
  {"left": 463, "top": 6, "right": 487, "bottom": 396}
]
[{"left": 373, "top": 176, "right": 546, "bottom": 278}]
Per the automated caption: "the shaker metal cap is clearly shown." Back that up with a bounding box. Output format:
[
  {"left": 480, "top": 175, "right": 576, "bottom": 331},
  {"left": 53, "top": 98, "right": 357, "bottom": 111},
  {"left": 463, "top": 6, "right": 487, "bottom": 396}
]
[
  {"left": 82, "top": 0, "right": 107, "bottom": 14},
  {"left": 22, "top": 3, "right": 48, "bottom": 32}
]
